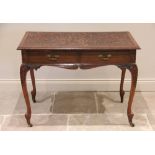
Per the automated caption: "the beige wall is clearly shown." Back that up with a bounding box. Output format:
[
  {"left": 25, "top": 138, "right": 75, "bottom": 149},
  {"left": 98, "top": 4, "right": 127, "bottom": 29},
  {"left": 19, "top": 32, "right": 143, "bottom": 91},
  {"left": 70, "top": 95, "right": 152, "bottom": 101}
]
[{"left": 0, "top": 23, "right": 155, "bottom": 91}]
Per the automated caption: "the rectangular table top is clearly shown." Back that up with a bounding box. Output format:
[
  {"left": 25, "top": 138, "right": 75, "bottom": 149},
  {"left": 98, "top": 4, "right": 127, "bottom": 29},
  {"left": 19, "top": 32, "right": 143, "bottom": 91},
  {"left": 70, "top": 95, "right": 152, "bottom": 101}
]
[{"left": 17, "top": 31, "right": 140, "bottom": 50}]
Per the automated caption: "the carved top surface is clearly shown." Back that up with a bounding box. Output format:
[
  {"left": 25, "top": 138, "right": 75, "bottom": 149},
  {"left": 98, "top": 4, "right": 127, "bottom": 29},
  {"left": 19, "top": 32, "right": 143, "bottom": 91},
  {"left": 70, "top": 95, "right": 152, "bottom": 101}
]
[{"left": 17, "top": 31, "right": 140, "bottom": 50}]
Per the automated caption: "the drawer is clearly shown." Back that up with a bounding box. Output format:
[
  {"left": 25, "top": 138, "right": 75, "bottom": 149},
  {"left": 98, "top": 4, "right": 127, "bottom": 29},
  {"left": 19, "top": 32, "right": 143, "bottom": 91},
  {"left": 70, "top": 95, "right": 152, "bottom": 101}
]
[
  {"left": 22, "top": 51, "right": 78, "bottom": 64},
  {"left": 22, "top": 50, "right": 136, "bottom": 65},
  {"left": 80, "top": 52, "right": 136, "bottom": 64}
]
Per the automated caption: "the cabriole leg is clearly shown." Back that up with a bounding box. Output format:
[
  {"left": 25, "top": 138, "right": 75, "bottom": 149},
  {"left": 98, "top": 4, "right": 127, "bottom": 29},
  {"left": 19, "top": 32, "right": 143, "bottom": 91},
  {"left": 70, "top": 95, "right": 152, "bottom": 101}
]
[
  {"left": 20, "top": 64, "right": 33, "bottom": 127},
  {"left": 120, "top": 67, "right": 126, "bottom": 103},
  {"left": 30, "top": 69, "right": 36, "bottom": 103},
  {"left": 126, "top": 64, "right": 138, "bottom": 127}
]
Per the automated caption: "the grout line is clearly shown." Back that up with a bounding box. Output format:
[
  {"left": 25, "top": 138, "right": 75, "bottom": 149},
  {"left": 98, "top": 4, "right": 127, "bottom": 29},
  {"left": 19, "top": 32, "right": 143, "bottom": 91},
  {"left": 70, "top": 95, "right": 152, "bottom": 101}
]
[
  {"left": 51, "top": 92, "right": 56, "bottom": 113},
  {"left": 0, "top": 113, "right": 153, "bottom": 117},
  {"left": 66, "top": 115, "right": 70, "bottom": 131},
  {"left": 146, "top": 113, "right": 154, "bottom": 131},
  {"left": 94, "top": 92, "right": 99, "bottom": 113},
  {"left": 0, "top": 115, "right": 8, "bottom": 130}
]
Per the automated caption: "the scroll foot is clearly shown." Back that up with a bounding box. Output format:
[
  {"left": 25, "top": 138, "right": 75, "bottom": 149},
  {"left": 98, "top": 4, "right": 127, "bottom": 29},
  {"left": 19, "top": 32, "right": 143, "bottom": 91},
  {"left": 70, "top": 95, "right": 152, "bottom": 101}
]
[
  {"left": 25, "top": 113, "right": 33, "bottom": 127},
  {"left": 128, "top": 114, "right": 135, "bottom": 127}
]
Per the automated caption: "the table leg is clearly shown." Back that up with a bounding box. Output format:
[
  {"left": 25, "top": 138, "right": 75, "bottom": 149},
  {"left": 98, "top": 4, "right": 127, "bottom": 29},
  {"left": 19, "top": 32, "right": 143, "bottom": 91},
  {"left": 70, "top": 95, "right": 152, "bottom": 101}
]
[
  {"left": 120, "top": 68, "right": 126, "bottom": 103},
  {"left": 30, "top": 69, "right": 36, "bottom": 103},
  {"left": 126, "top": 64, "right": 138, "bottom": 127},
  {"left": 20, "top": 64, "right": 33, "bottom": 127}
]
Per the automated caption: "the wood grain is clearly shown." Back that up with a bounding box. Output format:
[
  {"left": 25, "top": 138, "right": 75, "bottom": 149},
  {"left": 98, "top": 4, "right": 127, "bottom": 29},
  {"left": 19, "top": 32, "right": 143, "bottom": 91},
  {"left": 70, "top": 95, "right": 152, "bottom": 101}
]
[{"left": 17, "top": 32, "right": 140, "bottom": 50}]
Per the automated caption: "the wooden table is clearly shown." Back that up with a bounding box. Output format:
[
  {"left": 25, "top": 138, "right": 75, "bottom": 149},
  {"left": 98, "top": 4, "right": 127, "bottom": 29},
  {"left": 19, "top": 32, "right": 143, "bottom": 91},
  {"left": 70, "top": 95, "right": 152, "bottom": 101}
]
[{"left": 17, "top": 32, "right": 140, "bottom": 127}]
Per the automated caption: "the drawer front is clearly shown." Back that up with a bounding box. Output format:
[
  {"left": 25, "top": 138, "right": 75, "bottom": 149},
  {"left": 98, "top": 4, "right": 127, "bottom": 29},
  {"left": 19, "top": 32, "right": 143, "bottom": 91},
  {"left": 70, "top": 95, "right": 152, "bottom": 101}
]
[
  {"left": 22, "top": 50, "right": 136, "bottom": 65},
  {"left": 22, "top": 51, "right": 78, "bottom": 64},
  {"left": 81, "top": 52, "right": 136, "bottom": 64}
]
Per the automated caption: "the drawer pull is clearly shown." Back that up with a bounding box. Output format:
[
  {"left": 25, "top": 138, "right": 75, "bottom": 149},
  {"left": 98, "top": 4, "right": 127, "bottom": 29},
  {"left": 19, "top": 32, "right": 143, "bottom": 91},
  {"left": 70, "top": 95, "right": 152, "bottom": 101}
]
[
  {"left": 98, "top": 54, "right": 112, "bottom": 61},
  {"left": 47, "top": 54, "right": 60, "bottom": 61}
]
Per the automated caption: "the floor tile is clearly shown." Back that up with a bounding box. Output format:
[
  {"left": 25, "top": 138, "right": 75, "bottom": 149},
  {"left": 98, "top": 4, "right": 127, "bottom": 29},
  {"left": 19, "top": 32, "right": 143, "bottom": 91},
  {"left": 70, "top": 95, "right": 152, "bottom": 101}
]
[
  {"left": 52, "top": 91, "right": 97, "bottom": 114},
  {"left": 13, "top": 91, "right": 55, "bottom": 114},
  {"left": 0, "top": 116, "right": 4, "bottom": 130},
  {"left": 141, "top": 92, "right": 155, "bottom": 113},
  {"left": 68, "top": 114, "right": 152, "bottom": 131},
  {"left": 2, "top": 114, "right": 68, "bottom": 131},
  {"left": 132, "top": 92, "right": 150, "bottom": 113},
  {"left": 96, "top": 92, "right": 127, "bottom": 114},
  {"left": 147, "top": 113, "right": 155, "bottom": 130},
  {"left": 96, "top": 92, "right": 149, "bottom": 114},
  {"left": 0, "top": 90, "right": 154, "bottom": 131},
  {"left": 0, "top": 91, "right": 20, "bottom": 115}
]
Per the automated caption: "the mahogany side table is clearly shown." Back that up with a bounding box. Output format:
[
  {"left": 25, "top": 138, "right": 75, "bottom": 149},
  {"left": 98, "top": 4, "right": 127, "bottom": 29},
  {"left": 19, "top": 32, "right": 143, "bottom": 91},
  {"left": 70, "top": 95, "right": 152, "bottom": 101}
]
[{"left": 17, "top": 32, "right": 140, "bottom": 127}]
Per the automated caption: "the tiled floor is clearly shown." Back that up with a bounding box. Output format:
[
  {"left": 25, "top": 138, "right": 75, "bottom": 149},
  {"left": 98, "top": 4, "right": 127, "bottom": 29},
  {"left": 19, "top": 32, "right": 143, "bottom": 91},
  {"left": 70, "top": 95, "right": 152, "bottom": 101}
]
[{"left": 0, "top": 90, "right": 155, "bottom": 131}]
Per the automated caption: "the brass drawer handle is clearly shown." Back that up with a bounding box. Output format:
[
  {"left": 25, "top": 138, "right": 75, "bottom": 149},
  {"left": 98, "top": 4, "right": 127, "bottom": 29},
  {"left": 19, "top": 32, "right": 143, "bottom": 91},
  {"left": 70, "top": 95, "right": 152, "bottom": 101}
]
[
  {"left": 47, "top": 54, "right": 60, "bottom": 61},
  {"left": 98, "top": 54, "right": 112, "bottom": 61}
]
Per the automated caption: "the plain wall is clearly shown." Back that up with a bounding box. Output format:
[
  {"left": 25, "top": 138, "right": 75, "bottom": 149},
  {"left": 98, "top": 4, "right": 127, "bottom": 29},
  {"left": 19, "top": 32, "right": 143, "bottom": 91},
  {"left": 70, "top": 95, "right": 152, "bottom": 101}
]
[{"left": 0, "top": 23, "right": 155, "bottom": 91}]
